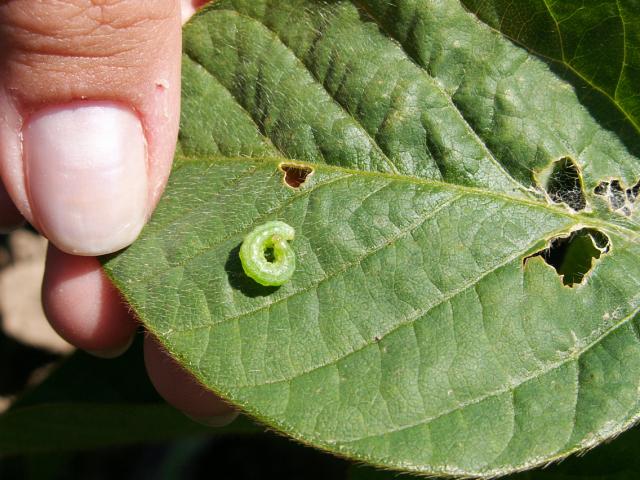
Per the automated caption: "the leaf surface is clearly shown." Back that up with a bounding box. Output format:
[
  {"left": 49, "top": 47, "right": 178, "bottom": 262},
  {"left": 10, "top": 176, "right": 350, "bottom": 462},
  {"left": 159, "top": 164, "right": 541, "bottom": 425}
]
[
  {"left": 461, "top": 0, "right": 640, "bottom": 132},
  {"left": 105, "top": 1, "right": 640, "bottom": 477},
  {"left": 349, "top": 422, "right": 640, "bottom": 479}
]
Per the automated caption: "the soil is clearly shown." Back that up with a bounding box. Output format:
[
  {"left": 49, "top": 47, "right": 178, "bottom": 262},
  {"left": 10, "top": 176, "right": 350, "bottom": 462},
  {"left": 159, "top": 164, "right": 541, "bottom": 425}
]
[{"left": 0, "top": 229, "right": 73, "bottom": 412}]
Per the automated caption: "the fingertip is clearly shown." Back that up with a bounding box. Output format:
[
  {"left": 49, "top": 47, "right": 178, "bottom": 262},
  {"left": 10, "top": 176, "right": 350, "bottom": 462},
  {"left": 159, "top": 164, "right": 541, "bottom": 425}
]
[
  {"left": 86, "top": 333, "right": 136, "bottom": 359},
  {"left": 0, "top": 1, "right": 182, "bottom": 253},
  {"left": 181, "top": 0, "right": 209, "bottom": 24},
  {"left": 187, "top": 411, "right": 239, "bottom": 428},
  {"left": 42, "top": 244, "right": 136, "bottom": 355},
  {"left": 24, "top": 102, "right": 147, "bottom": 256},
  {"left": 143, "top": 334, "right": 237, "bottom": 423}
]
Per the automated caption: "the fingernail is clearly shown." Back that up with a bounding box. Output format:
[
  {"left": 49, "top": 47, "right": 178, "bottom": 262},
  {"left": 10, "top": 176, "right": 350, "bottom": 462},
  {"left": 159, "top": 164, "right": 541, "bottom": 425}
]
[
  {"left": 187, "top": 411, "right": 239, "bottom": 428},
  {"left": 24, "top": 102, "right": 148, "bottom": 256}
]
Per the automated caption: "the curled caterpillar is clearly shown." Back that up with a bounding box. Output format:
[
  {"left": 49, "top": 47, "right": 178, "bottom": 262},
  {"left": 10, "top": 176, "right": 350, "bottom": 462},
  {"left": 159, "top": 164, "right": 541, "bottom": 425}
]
[{"left": 239, "top": 221, "right": 296, "bottom": 286}]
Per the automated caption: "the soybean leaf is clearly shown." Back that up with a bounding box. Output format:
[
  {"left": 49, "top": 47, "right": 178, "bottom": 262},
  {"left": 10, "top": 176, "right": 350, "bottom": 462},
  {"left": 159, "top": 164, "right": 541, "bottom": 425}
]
[
  {"left": 461, "top": 0, "right": 640, "bottom": 132},
  {"left": 349, "top": 423, "right": 640, "bottom": 479},
  {"left": 2, "top": 339, "right": 259, "bottom": 455},
  {"left": 0, "top": 404, "right": 209, "bottom": 456},
  {"left": 105, "top": 1, "right": 640, "bottom": 477},
  {"left": 12, "top": 339, "right": 155, "bottom": 409}
]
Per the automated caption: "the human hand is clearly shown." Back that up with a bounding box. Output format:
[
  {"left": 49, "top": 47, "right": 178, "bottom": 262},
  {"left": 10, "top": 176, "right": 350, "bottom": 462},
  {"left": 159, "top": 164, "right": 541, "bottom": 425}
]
[{"left": 0, "top": 0, "right": 237, "bottom": 426}]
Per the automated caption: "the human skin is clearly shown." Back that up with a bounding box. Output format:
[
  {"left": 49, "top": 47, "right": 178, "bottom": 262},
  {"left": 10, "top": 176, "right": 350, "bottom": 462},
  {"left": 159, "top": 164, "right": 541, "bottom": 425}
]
[{"left": 0, "top": 0, "right": 236, "bottom": 425}]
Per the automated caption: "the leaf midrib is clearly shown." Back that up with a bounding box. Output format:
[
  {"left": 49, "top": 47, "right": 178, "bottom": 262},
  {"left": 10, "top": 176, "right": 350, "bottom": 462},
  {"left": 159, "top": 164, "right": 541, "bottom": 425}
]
[
  {"left": 121, "top": 157, "right": 640, "bottom": 395},
  {"left": 342, "top": 302, "right": 640, "bottom": 446},
  {"left": 177, "top": 155, "right": 633, "bottom": 233},
  {"left": 206, "top": 2, "right": 528, "bottom": 194},
  {"left": 110, "top": 155, "right": 636, "bottom": 311},
  {"left": 117, "top": 162, "right": 350, "bottom": 287}
]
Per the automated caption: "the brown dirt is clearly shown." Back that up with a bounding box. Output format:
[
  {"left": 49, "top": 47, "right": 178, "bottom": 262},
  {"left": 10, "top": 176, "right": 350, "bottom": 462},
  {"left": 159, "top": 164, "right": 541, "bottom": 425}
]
[
  {"left": 0, "top": 229, "right": 74, "bottom": 413},
  {"left": 0, "top": 230, "right": 73, "bottom": 354}
]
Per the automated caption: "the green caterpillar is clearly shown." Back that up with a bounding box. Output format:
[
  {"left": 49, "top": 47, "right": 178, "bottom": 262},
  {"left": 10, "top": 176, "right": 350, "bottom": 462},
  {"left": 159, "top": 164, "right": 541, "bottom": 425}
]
[{"left": 239, "top": 221, "right": 296, "bottom": 286}]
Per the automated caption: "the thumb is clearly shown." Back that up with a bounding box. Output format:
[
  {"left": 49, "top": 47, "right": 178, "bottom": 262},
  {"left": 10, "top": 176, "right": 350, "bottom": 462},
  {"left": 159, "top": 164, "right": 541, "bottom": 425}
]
[{"left": 0, "top": 0, "right": 182, "bottom": 255}]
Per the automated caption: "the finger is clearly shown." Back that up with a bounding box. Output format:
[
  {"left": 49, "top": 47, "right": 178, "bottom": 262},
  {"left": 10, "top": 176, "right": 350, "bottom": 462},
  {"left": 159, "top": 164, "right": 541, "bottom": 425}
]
[
  {"left": 181, "top": 0, "right": 209, "bottom": 24},
  {"left": 42, "top": 244, "right": 137, "bottom": 358},
  {"left": 144, "top": 334, "right": 238, "bottom": 426},
  {"left": 0, "top": 1, "right": 182, "bottom": 255}
]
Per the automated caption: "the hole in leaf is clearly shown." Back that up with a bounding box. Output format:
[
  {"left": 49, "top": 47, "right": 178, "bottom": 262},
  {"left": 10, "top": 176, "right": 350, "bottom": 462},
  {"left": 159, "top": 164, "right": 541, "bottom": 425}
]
[
  {"left": 609, "top": 180, "right": 626, "bottom": 210},
  {"left": 594, "top": 181, "right": 608, "bottom": 196},
  {"left": 524, "top": 228, "right": 610, "bottom": 287},
  {"left": 630, "top": 180, "right": 640, "bottom": 202},
  {"left": 541, "top": 157, "right": 586, "bottom": 211},
  {"left": 594, "top": 178, "right": 639, "bottom": 215},
  {"left": 279, "top": 163, "right": 314, "bottom": 188}
]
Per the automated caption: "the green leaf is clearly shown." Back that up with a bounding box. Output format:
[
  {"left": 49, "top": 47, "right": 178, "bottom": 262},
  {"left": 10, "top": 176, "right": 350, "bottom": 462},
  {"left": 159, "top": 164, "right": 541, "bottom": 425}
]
[
  {"left": 1, "top": 404, "right": 209, "bottom": 456},
  {"left": 12, "top": 339, "right": 156, "bottom": 409},
  {"left": 105, "top": 1, "right": 640, "bottom": 477},
  {"left": 461, "top": 0, "right": 640, "bottom": 133},
  {"left": 2, "top": 339, "right": 259, "bottom": 455},
  {"left": 349, "top": 422, "right": 640, "bottom": 479}
]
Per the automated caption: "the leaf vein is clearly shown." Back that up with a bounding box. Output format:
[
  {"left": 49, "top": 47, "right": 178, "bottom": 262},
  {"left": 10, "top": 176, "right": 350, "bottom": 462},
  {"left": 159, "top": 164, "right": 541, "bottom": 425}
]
[
  {"left": 126, "top": 172, "right": 351, "bottom": 287},
  {"left": 234, "top": 222, "right": 577, "bottom": 389},
  {"left": 213, "top": 6, "right": 401, "bottom": 175},
  {"left": 171, "top": 191, "right": 461, "bottom": 336},
  {"left": 183, "top": 51, "right": 289, "bottom": 159},
  {"left": 350, "top": 0, "right": 526, "bottom": 192},
  {"left": 344, "top": 304, "right": 640, "bottom": 444}
]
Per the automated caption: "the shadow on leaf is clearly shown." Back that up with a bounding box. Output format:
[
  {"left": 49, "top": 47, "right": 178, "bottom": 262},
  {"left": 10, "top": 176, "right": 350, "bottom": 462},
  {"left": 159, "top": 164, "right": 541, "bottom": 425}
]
[{"left": 225, "top": 244, "right": 279, "bottom": 298}]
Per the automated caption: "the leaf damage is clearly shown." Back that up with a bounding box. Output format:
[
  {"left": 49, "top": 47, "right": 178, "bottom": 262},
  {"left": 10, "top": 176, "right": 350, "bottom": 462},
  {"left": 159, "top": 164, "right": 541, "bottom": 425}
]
[
  {"left": 594, "top": 178, "right": 640, "bottom": 216},
  {"left": 524, "top": 228, "right": 610, "bottom": 287},
  {"left": 279, "top": 162, "right": 314, "bottom": 189},
  {"left": 537, "top": 157, "right": 587, "bottom": 212},
  {"left": 105, "top": 0, "right": 640, "bottom": 476}
]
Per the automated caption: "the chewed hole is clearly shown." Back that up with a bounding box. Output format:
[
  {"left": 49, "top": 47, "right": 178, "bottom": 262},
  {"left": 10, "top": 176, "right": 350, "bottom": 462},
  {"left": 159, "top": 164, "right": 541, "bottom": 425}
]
[
  {"left": 609, "top": 180, "right": 626, "bottom": 210},
  {"left": 524, "top": 228, "right": 610, "bottom": 287},
  {"left": 279, "top": 163, "right": 314, "bottom": 188},
  {"left": 543, "top": 157, "right": 586, "bottom": 211},
  {"left": 594, "top": 177, "right": 640, "bottom": 215},
  {"left": 631, "top": 180, "right": 640, "bottom": 201},
  {"left": 594, "top": 181, "right": 608, "bottom": 196}
]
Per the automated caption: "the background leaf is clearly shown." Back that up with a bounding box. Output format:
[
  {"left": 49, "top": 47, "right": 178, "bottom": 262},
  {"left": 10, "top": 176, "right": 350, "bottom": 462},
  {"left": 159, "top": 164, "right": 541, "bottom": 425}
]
[
  {"left": 1, "top": 338, "right": 259, "bottom": 455},
  {"left": 461, "top": 0, "right": 640, "bottom": 132},
  {"left": 105, "top": 1, "right": 640, "bottom": 477}
]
